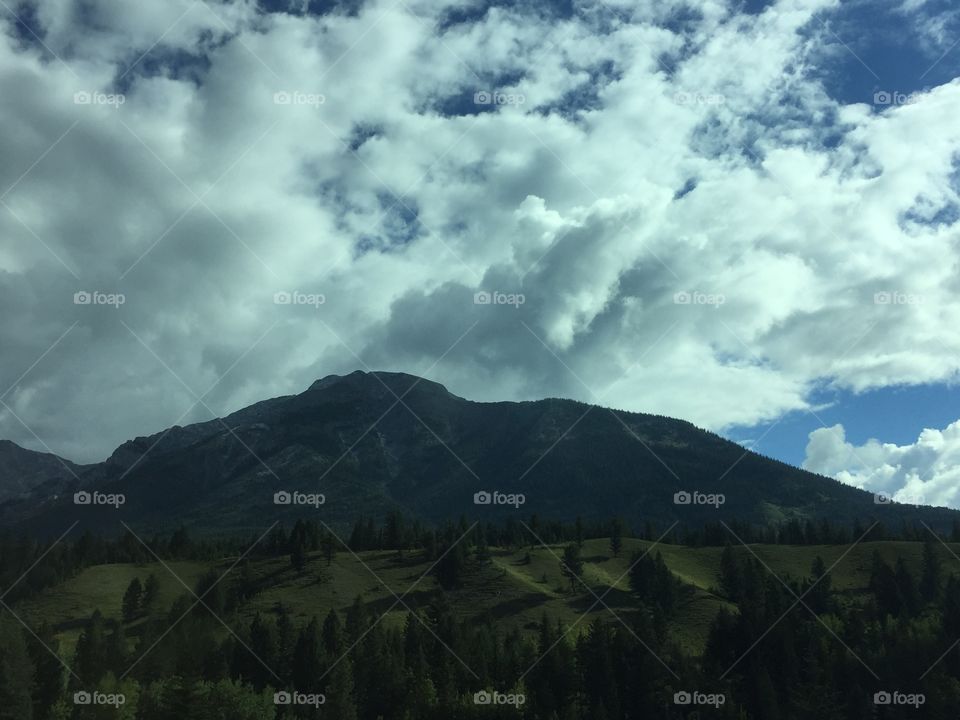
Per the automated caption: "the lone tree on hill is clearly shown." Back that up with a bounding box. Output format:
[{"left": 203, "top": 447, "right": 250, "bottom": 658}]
[{"left": 561, "top": 543, "right": 584, "bottom": 592}]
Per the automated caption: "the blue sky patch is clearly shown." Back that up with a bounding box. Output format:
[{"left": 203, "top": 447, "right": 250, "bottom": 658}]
[
  {"left": 729, "top": 382, "right": 960, "bottom": 467},
  {"left": 810, "top": 0, "right": 960, "bottom": 107}
]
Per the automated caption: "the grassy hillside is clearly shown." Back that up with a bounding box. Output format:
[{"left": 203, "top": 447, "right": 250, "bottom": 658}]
[
  {"left": 17, "top": 560, "right": 209, "bottom": 659},
  {"left": 17, "top": 538, "right": 960, "bottom": 664}
]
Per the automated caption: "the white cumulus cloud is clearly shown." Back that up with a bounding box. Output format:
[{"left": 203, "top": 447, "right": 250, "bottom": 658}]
[
  {"left": 803, "top": 422, "right": 960, "bottom": 508},
  {"left": 0, "top": 0, "right": 959, "bottom": 465}
]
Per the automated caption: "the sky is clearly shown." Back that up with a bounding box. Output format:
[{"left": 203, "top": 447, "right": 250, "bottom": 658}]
[{"left": 2, "top": 0, "right": 960, "bottom": 507}]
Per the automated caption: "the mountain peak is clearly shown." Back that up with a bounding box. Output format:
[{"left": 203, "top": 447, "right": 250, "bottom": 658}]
[{"left": 307, "top": 370, "right": 454, "bottom": 398}]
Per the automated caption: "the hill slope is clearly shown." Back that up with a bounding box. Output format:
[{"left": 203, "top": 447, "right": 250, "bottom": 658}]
[{"left": 17, "top": 538, "right": 959, "bottom": 662}]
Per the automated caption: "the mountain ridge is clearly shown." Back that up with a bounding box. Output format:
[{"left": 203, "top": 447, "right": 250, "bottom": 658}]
[
  {"left": 0, "top": 439, "right": 89, "bottom": 504},
  {"left": 2, "top": 370, "right": 958, "bottom": 536}
]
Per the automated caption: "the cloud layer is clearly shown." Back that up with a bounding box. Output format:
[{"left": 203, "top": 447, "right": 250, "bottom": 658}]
[
  {"left": 804, "top": 422, "right": 960, "bottom": 508},
  {"left": 1, "top": 0, "right": 960, "bottom": 483}
]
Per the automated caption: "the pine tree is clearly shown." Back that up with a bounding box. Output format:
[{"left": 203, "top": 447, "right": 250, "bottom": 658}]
[
  {"left": 345, "top": 596, "right": 368, "bottom": 643},
  {"left": 944, "top": 576, "right": 960, "bottom": 637},
  {"left": 122, "top": 577, "right": 143, "bottom": 622},
  {"left": 322, "top": 609, "right": 342, "bottom": 656},
  {"left": 475, "top": 529, "right": 492, "bottom": 568},
  {"left": 807, "top": 556, "right": 831, "bottom": 614},
  {"left": 435, "top": 537, "right": 466, "bottom": 590},
  {"left": 142, "top": 573, "right": 161, "bottom": 613},
  {"left": 384, "top": 511, "right": 405, "bottom": 550},
  {"left": 895, "top": 558, "right": 920, "bottom": 616},
  {"left": 247, "top": 613, "right": 276, "bottom": 690},
  {"left": 753, "top": 666, "right": 780, "bottom": 720},
  {"left": 653, "top": 552, "right": 677, "bottom": 613},
  {"left": 0, "top": 617, "right": 35, "bottom": 720},
  {"left": 921, "top": 539, "right": 942, "bottom": 602},
  {"left": 290, "top": 542, "right": 307, "bottom": 574},
  {"left": 560, "top": 543, "right": 583, "bottom": 592},
  {"left": 719, "top": 545, "right": 741, "bottom": 599},
  {"left": 26, "top": 624, "right": 62, "bottom": 720},
  {"left": 274, "top": 604, "right": 295, "bottom": 683},
  {"left": 292, "top": 618, "right": 323, "bottom": 694},
  {"left": 322, "top": 533, "right": 336, "bottom": 566},
  {"left": 73, "top": 610, "right": 106, "bottom": 686},
  {"left": 289, "top": 521, "right": 309, "bottom": 574},
  {"left": 325, "top": 661, "right": 357, "bottom": 720},
  {"left": 609, "top": 518, "right": 623, "bottom": 558},
  {"left": 169, "top": 526, "right": 192, "bottom": 558}
]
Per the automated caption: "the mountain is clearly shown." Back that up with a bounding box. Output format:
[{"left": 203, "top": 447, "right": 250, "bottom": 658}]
[
  {"left": 3, "top": 370, "right": 958, "bottom": 536},
  {"left": 0, "top": 439, "right": 88, "bottom": 504}
]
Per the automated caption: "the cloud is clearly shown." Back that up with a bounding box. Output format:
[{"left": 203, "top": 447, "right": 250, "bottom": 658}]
[
  {"left": 1, "top": 0, "right": 960, "bottom": 463},
  {"left": 803, "top": 422, "right": 960, "bottom": 508}
]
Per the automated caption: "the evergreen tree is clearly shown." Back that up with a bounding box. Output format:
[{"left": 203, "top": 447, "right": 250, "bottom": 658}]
[
  {"left": 921, "top": 539, "right": 942, "bottom": 602},
  {"left": 26, "top": 624, "right": 63, "bottom": 720},
  {"left": 435, "top": 535, "right": 466, "bottom": 590},
  {"left": 274, "top": 604, "right": 295, "bottom": 683},
  {"left": 322, "top": 609, "right": 342, "bottom": 656},
  {"left": 944, "top": 576, "right": 960, "bottom": 637},
  {"left": 752, "top": 665, "right": 781, "bottom": 720},
  {"left": 246, "top": 613, "right": 276, "bottom": 690},
  {"left": 475, "top": 529, "right": 492, "bottom": 568},
  {"left": 807, "top": 556, "right": 831, "bottom": 614},
  {"left": 869, "top": 551, "right": 902, "bottom": 618},
  {"left": 609, "top": 518, "right": 623, "bottom": 558},
  {"left": 122, "top": 577, "right": 143, "bottom": 623},
  {"left": 384, "top": 511, "right": 405, "bottom": 550},
  {"left": 142, "top": 574, "right": 161, "bottom": 613},
  {"left": 322, "top": 533, "right": 336, "bottom": 566},
  {"left": 289, "top": 521, "right": 309, "bottom": 574},
  {"left": 719, "top": 545, "right": 741, "bottom": 599},
  {"left": 560, "top": 543, "right": 583, "bottom": 592},
  {"left": 169, "top": 526, "right": 192, "bottom": 558},
  {"left": 73, "top": 611, "right": 106, "bottom": 686},
  {"left": 895, "top": 557, "right": 920, "bottom": 616},
  {"left": 292, "top": 617, "right": 323, "bottom": 694},
  {"left": 0, "top": 617, "right": 35, "bottom": 720},
  {"left": 324, "top": 661, "right": 357, "bottom": 720}
]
